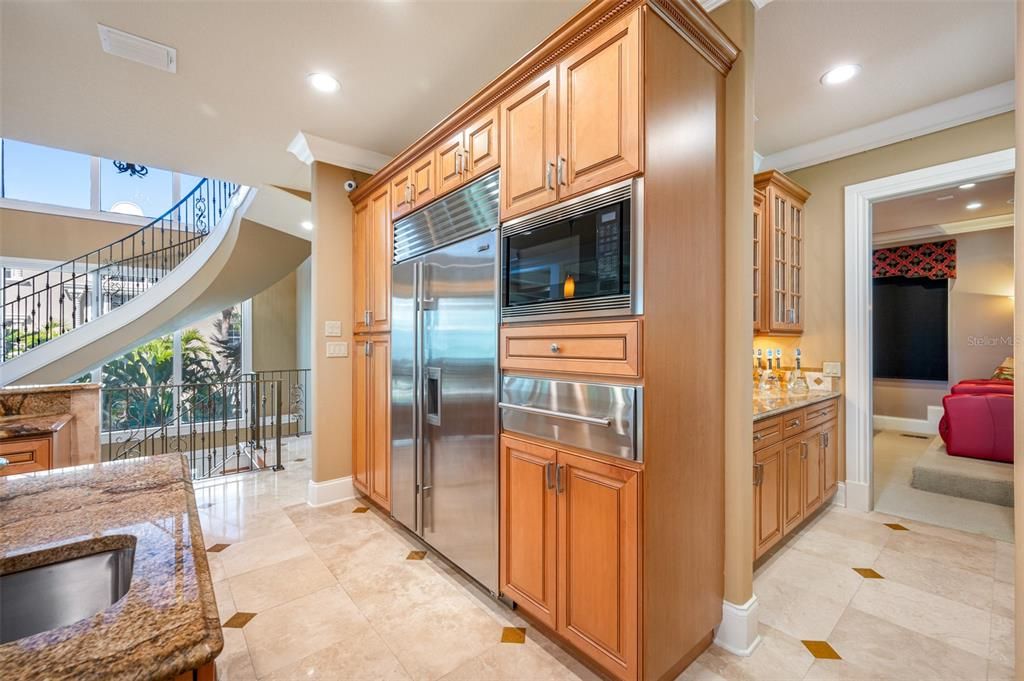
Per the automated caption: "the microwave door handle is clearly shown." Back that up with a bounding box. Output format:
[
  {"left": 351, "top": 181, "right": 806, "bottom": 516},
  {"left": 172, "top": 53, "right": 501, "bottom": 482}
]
[{"left": 498, "top": 402, "right": 611, "bottom": 427}]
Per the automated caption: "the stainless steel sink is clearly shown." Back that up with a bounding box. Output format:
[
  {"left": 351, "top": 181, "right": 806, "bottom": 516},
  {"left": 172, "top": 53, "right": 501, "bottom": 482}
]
[{"left": 1, "top": 546, "right": 135, "bottom": 643}]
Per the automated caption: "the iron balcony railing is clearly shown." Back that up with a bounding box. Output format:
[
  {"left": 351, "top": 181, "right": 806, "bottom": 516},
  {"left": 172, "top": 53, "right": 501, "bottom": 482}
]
[
  {"left": 2, "top": 177, "right": 240, "bottom": 362},
  {"left": 100, "top": 369, "right": 308, "bottom": 481}
]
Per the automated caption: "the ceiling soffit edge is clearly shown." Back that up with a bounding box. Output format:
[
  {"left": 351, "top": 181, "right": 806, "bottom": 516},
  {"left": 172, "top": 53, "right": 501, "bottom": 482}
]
[
  {"left": 287, "top": 132, "right": 391, "bottom": 175},
  {"left": 872, "top": 212, "right": 1014, "bottom": 247},
  {"left": 758, "top": 80, "right": 1015, "bottom": 173}
]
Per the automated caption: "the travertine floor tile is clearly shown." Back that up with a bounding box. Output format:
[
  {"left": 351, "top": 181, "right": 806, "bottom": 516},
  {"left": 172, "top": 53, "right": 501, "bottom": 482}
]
[
  {"left": 218, "top": 526, "right": 315, "bottom": 579},
  {"left": 754, "top": 575, "right": 851, "bottom": 641},
  {"left": 870, "top": 547, "right": 994, "bottom": 611},
  {"left": 694, "top": 624, "right": 815, "bottom": 681},
  {"left": 994, "top": 541, "right": 1014, "bottom": 584},
  {"left": 790, "top": 526, "right": 885, "bottom": 568},
  {"left": 215, "top": 628, "right": 258, "bottom": 681},
  {"left": 987, "top": 613, "right": 1014, "bottom": 668},
  {"left": 884, "top": 528, "right": 996, "bottom": 577},
  {"left": 440, "top": 639, "right": 594, "bottom": 681},
  {"left": 754, "top": 547, "right": 863, "bottom": 604},
  {"left": 228, "top": 553, "right": 336, "bottom": 614},
  {"left": 212, "top": 579, "right": 236, "bottom": 622},
  {"left": 260, "top": 626, "right": 412, "bottom": 681}
]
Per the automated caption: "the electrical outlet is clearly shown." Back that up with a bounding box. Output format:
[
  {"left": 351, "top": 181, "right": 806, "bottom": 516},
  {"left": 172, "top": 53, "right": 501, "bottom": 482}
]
[
  {"left": 324, "top": 320, "right": 342, "bottom": 337},
  {"left": 823, "top": 361, "right": 842, "bottom": 378},
  {"left": 326, "top": 341, "right": 348, "bottom": 358}
]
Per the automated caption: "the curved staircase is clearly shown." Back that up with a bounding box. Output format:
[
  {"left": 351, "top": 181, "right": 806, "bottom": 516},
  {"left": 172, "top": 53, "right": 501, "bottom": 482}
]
[{"left": 1, "top": 178, "right": 309, "bottom": 386}]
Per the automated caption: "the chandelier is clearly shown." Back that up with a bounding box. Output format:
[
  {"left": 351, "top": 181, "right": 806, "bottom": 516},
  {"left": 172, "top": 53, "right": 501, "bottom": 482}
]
[{"left": 111, "top": 160, "right": 149, "bottom": 178}]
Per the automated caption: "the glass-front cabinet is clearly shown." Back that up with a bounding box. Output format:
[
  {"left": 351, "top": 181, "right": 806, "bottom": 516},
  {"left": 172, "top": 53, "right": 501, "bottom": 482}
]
[{"left": 754, "top": 170, "right": 810, "bottom": 335}]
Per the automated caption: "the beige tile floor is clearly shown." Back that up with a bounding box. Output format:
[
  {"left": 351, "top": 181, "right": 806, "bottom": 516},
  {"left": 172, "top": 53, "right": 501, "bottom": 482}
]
[{"left": 195, "top": 436, "right": 1015, "bottom": 681}]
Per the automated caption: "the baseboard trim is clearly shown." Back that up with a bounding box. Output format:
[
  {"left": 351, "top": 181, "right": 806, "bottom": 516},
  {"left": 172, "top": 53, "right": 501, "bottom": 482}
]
[
  {"left": 713, "top": 595, "right": 761, "bottom": 656},
  {"left": 307, "top": 476, "right": 356, "bottom": 507},
  {"left": 873, "top": 407, "right": 941, "bottom": 436},
  {"left": 845, "top": 479, "right": 872, "bottom": 512},
  {"left": 832, "top": 481, "right": 847, "bottom": 507}
]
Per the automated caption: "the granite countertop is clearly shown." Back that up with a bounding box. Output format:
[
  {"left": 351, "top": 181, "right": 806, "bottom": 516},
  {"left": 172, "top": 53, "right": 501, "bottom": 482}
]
[
  {"left": 0, "top": 383, "right": 100, "bottom": 395},
  {"left": 753, "top": 390, "right": 841, "bottom": 421},
  {"left": 0, "top": 455, "right": 222, "bottom": 680},
  {"left": 0, "top": 413, "right": 73, "bottom": 441}
]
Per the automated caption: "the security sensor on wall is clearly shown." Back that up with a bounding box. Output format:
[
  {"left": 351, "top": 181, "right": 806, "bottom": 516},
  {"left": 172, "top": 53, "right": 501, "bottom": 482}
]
[{"left": 344, "top": 179, "right": 358, "bottom": 192}]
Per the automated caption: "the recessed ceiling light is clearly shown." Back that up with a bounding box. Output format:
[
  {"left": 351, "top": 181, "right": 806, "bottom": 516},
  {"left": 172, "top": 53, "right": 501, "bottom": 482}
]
[
  {"left": 958, "top": 183, "right": 976, "bottom": 190},
  {"left": 936, "top": 195, "right": 955, "bottom": 201},
  {"left": 966, "top": 202, "right": 983, "bottom": 210},
  {"left": 820, "top": 64, "right": 861, "bottom": 86},
  {"left": 307, "top": 72, "right": 340, "bottom": 93},
  {"left": 301, "top": 220, "right": 314, "bottom": 231}
]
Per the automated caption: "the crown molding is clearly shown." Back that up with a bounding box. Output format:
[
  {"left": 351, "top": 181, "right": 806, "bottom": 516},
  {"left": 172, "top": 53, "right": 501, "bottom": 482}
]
[
  {"left": 759, "top": 80, "right": 1015, "bottom": 173},
  {"left": 872, "top": 212, "right": 1014, "bottom": 247},
  {"left": 704, "top": 0, "right": 773, "bottom": 10},
  {"left": 287, "top": 132, "right": 390, "bottom": 174}
]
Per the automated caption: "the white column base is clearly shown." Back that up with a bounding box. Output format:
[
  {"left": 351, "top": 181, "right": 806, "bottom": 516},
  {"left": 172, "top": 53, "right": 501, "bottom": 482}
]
[
  {"left": 845, "top": 479, "right": 872, "bottom": 512},
  {"left": 831, "top": 481, "right": 847, "bottom": 507},
  {"left": 713, "top": 595, "right": 761, "bottom": 656},
  {"left": 307, "top": 476, "right": 356, "bottom": 507}
]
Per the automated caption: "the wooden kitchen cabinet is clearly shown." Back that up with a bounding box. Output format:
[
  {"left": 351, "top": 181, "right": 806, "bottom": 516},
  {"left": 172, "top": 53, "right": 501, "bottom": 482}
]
[
  {"left": 781, "top": 435, "right": 805, "bottom": 535},
  {"left": 754, "top": 170, "right": 810, "bottom": 335},
  {"left": 501, "top": 9, "right": 642, "bottom": 220},
  {"left": 500, "top": 435, "right": 639, "bottom": 681},
  {"left": 499, "top": 320, "right": 642, "bottom": 378},
  {"left": 391, "top": 154, "right": 436, "bottom": 220},
  {"left": 0, "top": 436, "right": 52, "bottom": 477},
  {"left": 499, "top": 436, "right": 558, "bottom": 629},
  {"left": 753, "top": 188, "right": 765, "bottom": 332},
  {"left": 753, "top": 441, "right": 783, "bottom": 560},
  {"left": 354, "top": 185, "right": 392, "bottom": 334},
  {"left": 500, "top": 68, "right": 559, "bottom": 219},
  {"left": 434, "top": 106, "right": 501, "bottom": 200},
  {"left": 820, "top": 419, "right": 839, "bottom": 498},
  {"left": 353, "top": 336, "right": 391, "bottom": 511},
  {"left": 558, "top": 7, "right": 642, "bottom": 199}
]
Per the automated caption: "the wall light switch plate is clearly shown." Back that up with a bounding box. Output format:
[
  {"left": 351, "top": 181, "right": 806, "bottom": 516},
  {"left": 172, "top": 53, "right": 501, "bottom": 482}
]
[
  {"left": 823, "top": 361, "right": 842, "bottom": 378},
  {"left": 326, "top": 341, "right": 348, "bottom": 358},
  {"left": 324, "top": 320, "right": 342, "bottom": 337}
]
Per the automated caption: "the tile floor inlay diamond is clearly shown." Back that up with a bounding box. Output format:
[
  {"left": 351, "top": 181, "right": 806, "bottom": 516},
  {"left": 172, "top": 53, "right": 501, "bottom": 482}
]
[
  {"left": 352, "top": 507, "right": 370, "bottom": 514},
  {"left": 223, "top": 612, "right": 257, "bottom": 628},
  {"left": 406, "top": 550, "right": 427, "bottom": 560},
  {"left": 207, "top": 543, "right": 231, "bottom": 552},
  {"left": 802, "top": 640, "right": 842, "bottom": 659},
  {"left": 853, "top": 567, "right": 884, "bottom": 578},
  {"left": 884, "top": 523, "right": 909, "bottom": 531},
  {"left": 501, "top": 627, "right": 527, "bottom": 644}
]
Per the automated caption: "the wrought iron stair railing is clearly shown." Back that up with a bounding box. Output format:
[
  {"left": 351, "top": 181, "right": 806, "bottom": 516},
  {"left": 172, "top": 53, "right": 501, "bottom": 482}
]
[{"left": 2, "top": 177, "right": 240, "bottom": 362}]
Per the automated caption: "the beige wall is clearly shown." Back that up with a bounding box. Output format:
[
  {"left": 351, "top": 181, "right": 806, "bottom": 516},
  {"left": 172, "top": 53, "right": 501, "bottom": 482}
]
[
  {"left": 872, "top": 227, "right": 1014, "bottom": 419},
  {"left": 310, "top": 162, "right": 362, "bottom": 483},
  {"left": 251, "top": 269, "right": 298, "bottom": 371},
  {"left": 0, "top": 207, "right": 141, "bottom": 261},
  {"left": 713, "top": 0, "right": 755, "bottom": 609}
]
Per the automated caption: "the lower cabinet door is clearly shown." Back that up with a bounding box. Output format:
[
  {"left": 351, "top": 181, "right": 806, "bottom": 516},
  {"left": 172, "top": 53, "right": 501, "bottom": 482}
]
[
  {"left": 821, "top": 419, "right": 839, "bottom": 498},
  {"left": 352, "top": 338, "right": 371, "bottom": 494},
  {"left": 499, "top": 436, "right": 557, "bottom": 628},
  {"left": 803, "top": 429, "right": 823, "bottom": 514},
  {"left": 781, "top": 436, "right": 804, "bottom": 534},
  {"left": 754, "top": 442, "right": 784, "bottom": 559},
  {"left": 556, "top": 450, "right": 638, "bottom": 681},
  {"left": 368, "top": 337, "right": 391, "bottom": 511}
]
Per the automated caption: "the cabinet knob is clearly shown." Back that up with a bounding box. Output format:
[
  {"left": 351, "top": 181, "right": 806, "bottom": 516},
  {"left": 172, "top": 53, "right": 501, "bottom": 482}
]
[{"left": 550, "top": 343, "right": 560, "bottom": 354}]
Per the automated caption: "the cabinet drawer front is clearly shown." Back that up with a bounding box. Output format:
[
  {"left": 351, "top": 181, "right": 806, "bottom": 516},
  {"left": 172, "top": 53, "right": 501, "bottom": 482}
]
[
  {"left": 804, "top": 399, "right": 838, "bottom": 429},
  {"left": 501, "top": 320, "right": 640, "bottom": 378},
  {"left": 781, "top": 410, "right": 805, "bottom": 437},
  {"left": 752, "top": 417, "right": 782, "bottom": 451},
  {"left": 0, "top": 437, "right": 51, "bottom": 476}
]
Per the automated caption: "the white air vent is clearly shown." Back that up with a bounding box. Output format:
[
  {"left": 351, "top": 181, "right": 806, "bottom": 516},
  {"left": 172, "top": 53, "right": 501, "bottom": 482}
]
[{"left": 98, "top": 24, "right": 177, "bottom": 73}]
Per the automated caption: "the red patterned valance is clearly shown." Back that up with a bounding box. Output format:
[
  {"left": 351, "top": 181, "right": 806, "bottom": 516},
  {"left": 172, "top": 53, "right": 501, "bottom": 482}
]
[{"left": 873, "top": 239, "right": 956, "bottom": 280}]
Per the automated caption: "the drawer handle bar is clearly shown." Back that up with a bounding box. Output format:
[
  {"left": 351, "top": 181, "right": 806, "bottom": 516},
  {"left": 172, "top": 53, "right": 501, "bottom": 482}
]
[{"left": 498, "top": 402, "right": 611, "bottom": 427}]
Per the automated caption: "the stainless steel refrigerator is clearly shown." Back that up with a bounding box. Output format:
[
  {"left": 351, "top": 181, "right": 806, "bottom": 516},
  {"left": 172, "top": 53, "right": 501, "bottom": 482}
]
[{"left": 391, "top": 171, "right": 499, "bottom": 593}]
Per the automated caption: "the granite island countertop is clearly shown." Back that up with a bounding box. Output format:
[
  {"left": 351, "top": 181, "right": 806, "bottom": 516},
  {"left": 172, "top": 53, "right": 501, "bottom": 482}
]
[
  {"left": 0, "top": 413, "right": 73, "bottom": 441},
  {"left": 0, "top": 454, "right": 222, "bottom": 680},
  {"left": 753, "top": 390, "right": 841, "bottom": 421}
]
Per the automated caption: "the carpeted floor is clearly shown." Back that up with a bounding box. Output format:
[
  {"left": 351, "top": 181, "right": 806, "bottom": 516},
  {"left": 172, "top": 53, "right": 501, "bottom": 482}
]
[{"left": 873, "top": 430, "right": 1015, "bottom": 542}]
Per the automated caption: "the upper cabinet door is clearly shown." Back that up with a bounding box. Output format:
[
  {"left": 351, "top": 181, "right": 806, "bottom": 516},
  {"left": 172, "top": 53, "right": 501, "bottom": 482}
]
[
  {"left": 464, "top": 106, "right": 499, "bottom": 181},
  {"left": 390, "top": 170, "right": 414, "bottom": 220},
  {"left": 435, "top": 132, "right": 465, "bottom": 197},
  {"left": 368, "top": 185, "right": 392, "bottom": 332},
  {"left": 353, "top": 199, "right": 371, "bottom": 334},
  {"left": 411, "top": 154, "right": 435, "bottom": 207},
  {"left": 557, "top": 8, "right": 641, "bottom": 200},
  {"left": 500, "top": 67, "right": 558, "bottom": 220}
]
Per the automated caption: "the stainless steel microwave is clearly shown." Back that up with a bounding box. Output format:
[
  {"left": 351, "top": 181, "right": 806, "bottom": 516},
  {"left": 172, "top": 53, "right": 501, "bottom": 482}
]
[{"left": 500, "top": 178, "right": 643, "bottom": 322}]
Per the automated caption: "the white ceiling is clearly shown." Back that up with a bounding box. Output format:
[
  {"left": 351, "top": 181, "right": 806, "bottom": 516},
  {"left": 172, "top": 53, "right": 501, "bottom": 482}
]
[
  {"left": 754, "top": 0, "right": 1016, "bottom": 159},
  {"left": 0, "top": 0, "right": 586, "bottom": 192},
  {"left": 873, "top": 174, "right": 1014, "bottom": 234}
]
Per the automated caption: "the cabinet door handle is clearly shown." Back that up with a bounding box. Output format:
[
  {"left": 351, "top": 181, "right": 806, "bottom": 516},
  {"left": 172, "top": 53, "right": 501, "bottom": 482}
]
[
  {"left": 364, "top": 310, "right": 372, "bottom": 326},
  {"left": 364, "top": 340, "right": 372, "bottom": 357},
  {"left": 545, "top": 462, "right": 554, "bottom": 490},
  {"left": 546, "top": 161, "right": 555, "bottom": 190},
  {"left": 555, "top": 464, "right": 564, "bottom": 494},
  {"left": 788, "top": 418, "right": 800, "bottom": 427},
  {"left": 557, "top": 157, "right": 566, "bottom": 186},
  {"left": 753, "top": 432, "right": 764, "bottom": 442},
  {"left": 801, "top": 442, "right": 808, "bottom": 460},
  {"left": 550, "top": 343, "right": 560, "bottom": 354},
  {"left": 407, "top": 184, "right": 413, "bottom": 204},
  {"left": 753, "top": 463, "right": 763, "bottom": 486}
]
